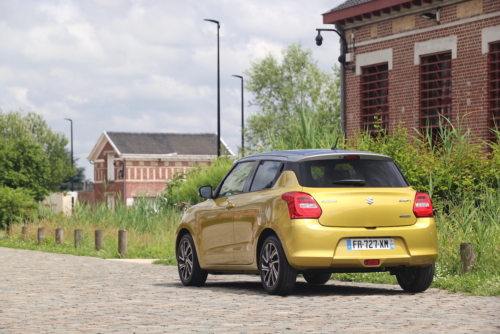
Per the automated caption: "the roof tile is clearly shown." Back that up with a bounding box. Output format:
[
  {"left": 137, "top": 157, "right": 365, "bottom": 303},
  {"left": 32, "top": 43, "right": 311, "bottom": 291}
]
[{"left": 106, "top": 132, "right": 232, "bottom": 156}]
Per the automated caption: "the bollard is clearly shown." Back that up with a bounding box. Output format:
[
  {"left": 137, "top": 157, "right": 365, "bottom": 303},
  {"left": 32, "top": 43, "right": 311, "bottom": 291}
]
[
  {"left": 460, "top": 243, "right": 476, "bottom": 274},
  {"left": 118, "top": 230, "right": 127, "bottom": 256},
  {"left": 22, "top": 226, "right": 29, "bottom": 240},
  {"left": 6, "top": 225, "right": 13, "bottom": 236},
  {"left": 95, "top": 230, "right": 104, "bottom": 251},
  {"left": 55, "top": 228, "right": 64, "bottom": 245},
  {"left": 74, "top": 229, "right": 83, "bottom": 248},
  {"left": 38, "top": 228, "right": 45, "bottom": 244}
]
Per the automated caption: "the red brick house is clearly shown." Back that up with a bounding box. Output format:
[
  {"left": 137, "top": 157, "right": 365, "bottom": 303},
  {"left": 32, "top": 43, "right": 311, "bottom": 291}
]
[
  {"left": 322, "top": 0, "right": 499, "bottom": 141},
  {"left": 86, "top": 132, "right": 233, "bottom": 207}
]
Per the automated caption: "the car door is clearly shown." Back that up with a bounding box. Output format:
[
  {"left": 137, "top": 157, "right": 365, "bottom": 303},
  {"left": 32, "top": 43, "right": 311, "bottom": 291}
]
[
  {"left": 198, "top": 161, "right": 255, "bottom": 265},
  {"left": 232, "top": 160, "right": 283, "bottom": 265}
]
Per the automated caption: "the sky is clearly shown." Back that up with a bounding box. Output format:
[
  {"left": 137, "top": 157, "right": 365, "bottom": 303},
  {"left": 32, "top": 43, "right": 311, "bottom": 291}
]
[{"left": 0, "top": 0, "right": 344, "bottom": 180}]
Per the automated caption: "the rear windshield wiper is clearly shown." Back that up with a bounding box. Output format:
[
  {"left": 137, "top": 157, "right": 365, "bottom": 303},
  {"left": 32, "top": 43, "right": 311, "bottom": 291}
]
[{"left": 332, "top": 179, "right": 366, "bottom": 186}]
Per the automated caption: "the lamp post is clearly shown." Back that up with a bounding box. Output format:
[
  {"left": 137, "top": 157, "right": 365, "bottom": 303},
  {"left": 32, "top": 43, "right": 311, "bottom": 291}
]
[
  {"left": 204, "top": 19, "right": 221, "bottom": 157},
  {"left": 64, "top": 118, "right": 74, "bottom": 209},
  {"left": 315, "top": 28, "right": 349, "bottom": 137},
  {"left": 232, "top": 75, "right": 244, "bottom": 156}
]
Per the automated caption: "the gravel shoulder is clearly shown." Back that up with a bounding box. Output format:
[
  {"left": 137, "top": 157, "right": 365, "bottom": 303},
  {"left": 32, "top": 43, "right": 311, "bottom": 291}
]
[{"left": 1, "top": 247, "right": 499, "bottom": 333}]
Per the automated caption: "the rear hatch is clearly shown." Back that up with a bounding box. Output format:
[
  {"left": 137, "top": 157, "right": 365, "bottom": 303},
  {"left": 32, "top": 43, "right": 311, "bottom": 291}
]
[
  {"left": 299, "top": 156, "right": 416, "bottom": 227},
  {"left": 310, "top": 188, "right": 417, "bottom": 227}
]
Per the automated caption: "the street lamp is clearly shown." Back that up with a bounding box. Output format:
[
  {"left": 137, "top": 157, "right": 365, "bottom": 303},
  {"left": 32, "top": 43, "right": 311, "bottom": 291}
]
[
  {"left": 232, "top": 75, "right": 244, "bottom": 156},
  {"left": 315, "top": 28, "right": 349, "bottom": 65},
  {"left": 315, "top": 28, "right": 350, "bottom": 138},
  {"left": 204, "top": 19, "right": 221, "bottom": 157},
  {"left": 64, "top": 118, "right": 74, "bottom": 209}
]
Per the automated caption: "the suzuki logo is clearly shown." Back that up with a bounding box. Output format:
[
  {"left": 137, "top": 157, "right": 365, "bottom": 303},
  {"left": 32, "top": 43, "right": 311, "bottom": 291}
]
[{"left": 366, "top": 197, "right": 374, "bottom": 205}]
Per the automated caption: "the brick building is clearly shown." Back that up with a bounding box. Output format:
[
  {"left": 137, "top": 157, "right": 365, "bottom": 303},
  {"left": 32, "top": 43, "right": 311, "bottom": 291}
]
[
  {"left": 322, "top": 0, "right": 500, "bottom": 141},
  {"left": 86, "top": 132, "right": 233, "bottom": 207}
]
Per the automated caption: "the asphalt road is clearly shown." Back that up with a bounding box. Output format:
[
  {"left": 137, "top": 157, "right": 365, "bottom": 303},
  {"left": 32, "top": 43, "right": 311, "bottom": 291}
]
[{"left": 1, "top": 247, "right": 499, "bottom": 333}]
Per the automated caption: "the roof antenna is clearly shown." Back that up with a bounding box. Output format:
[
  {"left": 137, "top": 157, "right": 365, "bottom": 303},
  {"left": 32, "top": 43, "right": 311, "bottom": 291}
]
[{"left": 331, "top": 138, "right": 339, "bottom": 151}]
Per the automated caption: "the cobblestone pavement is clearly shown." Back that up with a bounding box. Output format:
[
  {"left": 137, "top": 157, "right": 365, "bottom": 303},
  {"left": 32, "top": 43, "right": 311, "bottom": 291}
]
[{"left": 1, "top": 247, "right": 499, "bottom": 334}]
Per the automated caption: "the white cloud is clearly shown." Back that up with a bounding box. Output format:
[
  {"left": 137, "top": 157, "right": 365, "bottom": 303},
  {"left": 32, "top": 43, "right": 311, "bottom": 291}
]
[{"left": 0, "top": 0, "right": 344, "bottom": 179}]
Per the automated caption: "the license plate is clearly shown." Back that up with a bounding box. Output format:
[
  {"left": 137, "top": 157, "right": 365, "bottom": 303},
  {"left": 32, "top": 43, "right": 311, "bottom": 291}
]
[{"left": 347, "top": 238, "right": 395, "bottom": 250}]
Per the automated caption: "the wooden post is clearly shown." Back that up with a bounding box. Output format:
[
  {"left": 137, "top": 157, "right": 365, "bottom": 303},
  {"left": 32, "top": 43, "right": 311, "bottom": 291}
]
[
  {"left": 6, "top": 225, "right": 13, "bottom": 236},
  {"left": 55, "top": 228, "right": 64, "bottom": 245},
  {"left": 460, "top": 243, "right": 476, "bottom": 274},
  {"left": 118, "top": 230, "right": 127, "bottom": 256},
  {"left": 37, "top": 228, "right": 45, "bottom": 244},
  {"left": 74, "top": 229, "right": 83, "bottom": 248},
  {"left": 22, "top": 226, "right": 29, "bottom": 240},
  {"left": 95, "top": 230, "right": 104, "bottom": 251}
]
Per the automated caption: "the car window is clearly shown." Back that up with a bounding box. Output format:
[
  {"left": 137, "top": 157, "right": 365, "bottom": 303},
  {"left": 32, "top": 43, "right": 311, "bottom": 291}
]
[
  {"left": 218, "top": 162, "right": 254, "bottom": 197},
  {"left": 250, "top": 161, "right": 282, "bottom": 192},
  {"left": 300, "top": 159, "right": 408, "bottom": 187}
]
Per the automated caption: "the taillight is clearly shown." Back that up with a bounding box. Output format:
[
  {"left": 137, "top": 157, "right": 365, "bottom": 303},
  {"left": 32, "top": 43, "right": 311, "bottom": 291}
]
[
  {"left": 344, "top": 155, "right": 360, "bottom": 159},
  {"left": 413, "top": 192, "right": 433, "bottom": 217},
  {"left": 281, "top": 192, "right": 322, "bottom": 219}
]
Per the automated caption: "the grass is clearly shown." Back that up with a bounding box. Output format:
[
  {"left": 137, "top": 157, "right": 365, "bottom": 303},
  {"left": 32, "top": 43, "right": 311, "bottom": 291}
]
[
  {"left": 1, "top": 121, "right": 500, "bottom": 296},
  {"left": 2, "top": 193, "right": 498, "bottom": 296},
  {"left": 0, "top": 197, "right": 181, "bottom": 265}
]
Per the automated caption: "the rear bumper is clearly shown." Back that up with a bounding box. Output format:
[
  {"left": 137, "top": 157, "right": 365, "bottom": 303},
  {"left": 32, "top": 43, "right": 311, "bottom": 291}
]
[{"left": 280, "top": 218, "right": 438, "bottom": 270}]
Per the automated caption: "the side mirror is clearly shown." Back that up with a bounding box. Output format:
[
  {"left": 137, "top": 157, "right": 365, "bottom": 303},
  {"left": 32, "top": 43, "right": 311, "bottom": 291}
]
[{"left": 198, "top": 186, "right": 213, "bottom": 199}]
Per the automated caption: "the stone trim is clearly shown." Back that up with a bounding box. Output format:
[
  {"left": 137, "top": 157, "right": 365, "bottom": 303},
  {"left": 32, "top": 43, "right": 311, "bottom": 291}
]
[
  {"left": 355, "top": 48, "right": 393, "bottom": 75},
  {"left": 414, "top": 36, "right": 457, "bottom": 65},
  {"left": 482, "top": 25, "right": 500, "bottom": 54}
]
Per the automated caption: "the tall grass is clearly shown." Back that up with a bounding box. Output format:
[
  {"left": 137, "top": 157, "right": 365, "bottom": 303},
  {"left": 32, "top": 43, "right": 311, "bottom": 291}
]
[
  {"left": 0, "top": 197, "right": 182, "bottom": 262},
  {"left": 1, "top": 119, "right": 499, "bottom": 295}
]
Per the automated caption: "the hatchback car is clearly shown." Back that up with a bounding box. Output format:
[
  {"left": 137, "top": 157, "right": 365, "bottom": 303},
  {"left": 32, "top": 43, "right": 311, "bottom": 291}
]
[{"left": 175, "top": 149, "right": 438, "bottom": 295}]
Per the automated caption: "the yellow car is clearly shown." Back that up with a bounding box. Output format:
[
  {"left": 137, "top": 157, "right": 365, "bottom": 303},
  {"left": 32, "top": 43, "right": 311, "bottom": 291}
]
[{"left": 175, "top": 149, "right": 438, "bottom": 295}]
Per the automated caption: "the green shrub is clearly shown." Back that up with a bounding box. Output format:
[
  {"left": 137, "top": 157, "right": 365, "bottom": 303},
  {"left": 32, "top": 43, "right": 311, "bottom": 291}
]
[
  {"left": 165, "top": 157, "right": 234, "bottom": 205},
  {"left": 0, "top": 187, "right": 37, "bottom": 228}
]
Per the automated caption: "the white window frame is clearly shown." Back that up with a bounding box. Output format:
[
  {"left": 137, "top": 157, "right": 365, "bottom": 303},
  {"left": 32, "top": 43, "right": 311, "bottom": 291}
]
[
  {"left": 414, "top": 36, "right": 457, "bottom": 65},
  {"left": 355, "top": 48, "right": 393, "bottom": 75},
  {"left": 107, "top": 153, "right": 115, "bottom": 181}
]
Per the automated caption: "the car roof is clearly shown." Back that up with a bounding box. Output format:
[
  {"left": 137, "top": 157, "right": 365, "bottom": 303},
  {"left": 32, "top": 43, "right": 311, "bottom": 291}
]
[{"left": 238, "top": 149, "right": 393, "bottom": 163}]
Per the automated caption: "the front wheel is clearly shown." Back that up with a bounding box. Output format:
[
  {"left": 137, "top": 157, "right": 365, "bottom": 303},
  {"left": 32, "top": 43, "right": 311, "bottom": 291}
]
[
  {"left": 259, "top": 236, "right": 297, "bottom": 296},
  {"left": 303, "top": 273, "right": 331, "bottom": 285},
  {"left": 177, "top": 234, "right": 208, "bottom": 287},
  {"left": 396, "top": 264, "right": 434, "bottom": 292}
]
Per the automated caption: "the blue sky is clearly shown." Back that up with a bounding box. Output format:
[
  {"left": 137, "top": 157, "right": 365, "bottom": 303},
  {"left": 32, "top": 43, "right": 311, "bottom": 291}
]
[{"left": 0, "top": 0, "right": 344, "bottom": 179}]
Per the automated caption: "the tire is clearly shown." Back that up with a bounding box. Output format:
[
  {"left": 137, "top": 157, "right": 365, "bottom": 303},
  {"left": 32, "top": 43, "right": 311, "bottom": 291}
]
[
  {"left": 303, "top": 273, "right": 331, "bottom": 285},
  {"left": 177, "top": 234, "right": 208, "bottom": 287},
  {"left": 259, "top": 235, "right": 297, "bottom": 296},
  {"left": 396, "top": 264, "right": 435, "bottom": 292}
]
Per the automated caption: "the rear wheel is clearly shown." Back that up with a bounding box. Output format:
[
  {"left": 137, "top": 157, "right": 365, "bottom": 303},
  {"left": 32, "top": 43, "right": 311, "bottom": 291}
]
[
  {"left": 259, "top": 236, "right": 297, "bottom": 296},
  {"left": 177, "top": 234, "right": 208, "bottom": 287},
  {"left": 303, "top": 273, "right": 331, "bottom": 285},
  {"left": 396, "top": 264, "right": 434, "bottom": 292}
]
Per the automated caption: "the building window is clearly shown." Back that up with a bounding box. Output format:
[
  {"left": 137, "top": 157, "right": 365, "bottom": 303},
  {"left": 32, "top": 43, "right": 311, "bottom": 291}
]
[
  {"left": 488, "top": 41, "right": 500, "bottom": 141},
  {"left": 107, "top": 153, "right": 115, "bottom": 181},
  {"left": 420, "top": 52, "right": 452, "bottom": 138},
  {"left": 361, "top": 63, "right": 389, "bottom": 135}
]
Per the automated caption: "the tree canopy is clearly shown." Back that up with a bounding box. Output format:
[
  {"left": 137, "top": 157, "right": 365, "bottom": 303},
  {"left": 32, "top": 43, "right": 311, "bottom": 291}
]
[
  {"left": 243, "top": 43, "right": 341, "bottom": 153},
  {"left": 0, "top": 110, "right": 74, "bottom": 201}
]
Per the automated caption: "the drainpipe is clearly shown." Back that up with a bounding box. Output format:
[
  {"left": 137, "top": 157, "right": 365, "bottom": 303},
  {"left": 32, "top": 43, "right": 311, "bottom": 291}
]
[
  {"left": 335, "top": 23, "right": 347, "bottom": 138},
  {"left": 123, "top": 159, "right": 126, "bottom": 205}
]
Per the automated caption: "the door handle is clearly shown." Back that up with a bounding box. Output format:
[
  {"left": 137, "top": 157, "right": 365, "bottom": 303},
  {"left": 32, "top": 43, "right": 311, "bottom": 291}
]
[{"left": 225, "top": 203, "right": 235, "bottom": 210}]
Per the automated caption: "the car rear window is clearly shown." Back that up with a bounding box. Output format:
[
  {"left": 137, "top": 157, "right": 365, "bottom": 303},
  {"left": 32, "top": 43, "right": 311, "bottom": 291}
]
[{"left": 300, "top": 159, "right": 408, "bottom": 188}]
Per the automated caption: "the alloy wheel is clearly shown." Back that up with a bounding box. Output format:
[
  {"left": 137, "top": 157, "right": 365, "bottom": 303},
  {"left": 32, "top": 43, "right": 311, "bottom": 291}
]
[
  {"left": 261, "top": 242, "right": 280, "bottom": 288},
  {"left": 178, "top": 239, "right": 193, "bottom": 281}
]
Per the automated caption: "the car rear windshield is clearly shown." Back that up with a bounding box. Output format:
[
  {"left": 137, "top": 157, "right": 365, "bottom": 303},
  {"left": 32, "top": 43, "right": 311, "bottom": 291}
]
[{"left": 300, "top": 159, "right": 408, "bottom": 188}]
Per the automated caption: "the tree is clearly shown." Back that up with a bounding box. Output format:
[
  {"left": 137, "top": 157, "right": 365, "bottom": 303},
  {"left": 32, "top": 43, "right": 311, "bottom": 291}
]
[
  {"left": 0, "top": 110, "right": 74, "bottom": 201},
  {"left": 243, "top": 43, "right": 341, "bottom": 153},
  {"left": 60, "top": 163, "right": 92, "bottom": 191}
]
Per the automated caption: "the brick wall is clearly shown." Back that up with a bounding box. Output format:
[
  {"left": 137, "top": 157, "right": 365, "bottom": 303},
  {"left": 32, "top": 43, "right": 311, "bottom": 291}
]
[
  {"left": 344, "top": 0, "right": 500, "bottom": 142},
  {"left": 92, "top": 156, "right": 213, "bottom": 205}
]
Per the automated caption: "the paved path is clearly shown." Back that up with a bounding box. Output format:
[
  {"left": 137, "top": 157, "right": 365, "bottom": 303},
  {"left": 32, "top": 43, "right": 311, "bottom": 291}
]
[{"left": 1, "top": 247, "right": 499, "bottom": 333}]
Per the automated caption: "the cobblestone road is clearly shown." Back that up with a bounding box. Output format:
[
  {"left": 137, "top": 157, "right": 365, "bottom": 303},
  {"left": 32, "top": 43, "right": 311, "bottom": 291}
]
[{"left": 1, "top": 247, "right": 499, "bottom": 333}]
